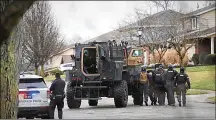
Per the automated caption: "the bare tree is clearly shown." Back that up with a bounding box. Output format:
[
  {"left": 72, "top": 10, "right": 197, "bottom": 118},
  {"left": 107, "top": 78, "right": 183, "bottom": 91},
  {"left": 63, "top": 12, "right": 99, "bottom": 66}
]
[
  {"left": 150, "top": 0, "right": 175, "bottom": 11},
  {"left": 22, "top": 1, "right": 64, "bottom": 77},
  {"left": 117, "top": 8, "right": 169, "bottom": 63},
  {"left": 166, "top": 12, "right": 202, "bottom": 66}
]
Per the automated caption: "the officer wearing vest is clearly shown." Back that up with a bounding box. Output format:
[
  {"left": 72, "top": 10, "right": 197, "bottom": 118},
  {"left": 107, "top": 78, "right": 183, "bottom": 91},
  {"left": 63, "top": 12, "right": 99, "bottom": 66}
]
[
  {"left": 139, "top": 66, "right": 149, "bottom": 106},
  {"left": 49, "top": 73, "right": 66, "bottom": 119},
  {"left": 164, "top": 64, "right": 178, "bottom": 106},
  {"left": 147, "top": 70, "right": 156, "bottom": 105},
  {"left": 174, "top": 67, "right": 191, "bottom": 107},
  {"left": 152, "top": 65, "right": 166, "bottom": 105}
]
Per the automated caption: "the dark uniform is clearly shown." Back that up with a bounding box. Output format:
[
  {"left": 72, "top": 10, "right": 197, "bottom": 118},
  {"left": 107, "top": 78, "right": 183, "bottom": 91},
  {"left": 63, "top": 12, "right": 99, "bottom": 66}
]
[
  {"left": 164, "top": 65, "right": 178, "bottom": 106},
  {"left": 174, "top": 67, "right": 191, "bottom": 107},
  {"left": 147, "top": 70, "right": 156, "bottom": 105},
  {"left": 152, "top": 65, "right": 166, "bottom": 105},
  {"left": 49, "top": 73, "right": 66, "bottom": 119},
  {"left": 139, "top": 66, "right": 149, "bottom": 106}
]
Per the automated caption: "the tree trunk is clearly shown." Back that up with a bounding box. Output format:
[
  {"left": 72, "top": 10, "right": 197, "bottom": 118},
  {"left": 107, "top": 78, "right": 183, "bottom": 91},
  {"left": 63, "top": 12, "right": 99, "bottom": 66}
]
[
  {"left": 0, "top": 40, "right": 18, "bottom": 119},
  {"left": 40, "top": 64, "right": 44, "bottom": 77},
  {"left": 34, "top": 65, "right": 38, "bottom": 75},
  {"left": 179, "top": 57, "right": 184, "bottom": 67}
]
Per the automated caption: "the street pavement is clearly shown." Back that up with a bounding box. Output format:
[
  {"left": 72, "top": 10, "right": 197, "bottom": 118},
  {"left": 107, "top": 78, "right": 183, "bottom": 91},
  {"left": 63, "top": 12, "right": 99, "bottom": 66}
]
[{"left": 46, "top": 82, "right": 215, "bottom": 119}]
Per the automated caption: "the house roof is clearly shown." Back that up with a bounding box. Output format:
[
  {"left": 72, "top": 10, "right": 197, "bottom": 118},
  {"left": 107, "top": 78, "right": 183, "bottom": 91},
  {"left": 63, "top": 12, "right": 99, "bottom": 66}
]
[
  {"left": 184, "top": 3, "right": 216, "bottom": 17},
  {"left": 184, "top": 27, "right": 216, "bottom": 39},
  {"left": 83, "top": 10, "right": 183, "bottom": 44}
]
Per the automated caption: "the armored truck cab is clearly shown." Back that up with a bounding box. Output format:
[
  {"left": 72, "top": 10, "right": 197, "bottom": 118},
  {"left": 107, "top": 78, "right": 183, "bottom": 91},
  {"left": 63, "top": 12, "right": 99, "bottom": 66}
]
[{"left": 66, "top": 41, "right": 147, "bottom": 108}]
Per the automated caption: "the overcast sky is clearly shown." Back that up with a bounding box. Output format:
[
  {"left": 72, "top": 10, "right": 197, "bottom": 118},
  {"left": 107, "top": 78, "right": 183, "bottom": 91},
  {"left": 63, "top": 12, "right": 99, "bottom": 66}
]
[{"left": 49, "top": 1, "right": 207, "bottom": 43}]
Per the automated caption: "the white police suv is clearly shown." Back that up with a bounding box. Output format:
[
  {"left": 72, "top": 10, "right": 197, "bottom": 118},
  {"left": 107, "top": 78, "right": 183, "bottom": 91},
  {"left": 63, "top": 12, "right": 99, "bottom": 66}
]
[{"left": 18, "top": 74, "right": 50, "bottom": 119}]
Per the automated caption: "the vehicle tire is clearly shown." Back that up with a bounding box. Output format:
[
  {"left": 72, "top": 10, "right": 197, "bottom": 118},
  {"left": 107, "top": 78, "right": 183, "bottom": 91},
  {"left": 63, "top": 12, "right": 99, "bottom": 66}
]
[
  {"left": 26, "top": 117, "right": 34, "bottom": 119},
  {"left": 88, "top": 100, "right": 98, "bottom": 106},
  {"left": 132, "top": 83, "right": 141, "bottom": 105},
  {"left": 66, "top": 83, "right": 81, "bottom": 109},
  {"left": 41, "top": 114, "right": 50, "bottom": 119},
  {"left": 114, "top": 80, "right": 128, "bottom": 108},
  {"left": 133, "top": 91, "right": 140, "bottom": 105}
]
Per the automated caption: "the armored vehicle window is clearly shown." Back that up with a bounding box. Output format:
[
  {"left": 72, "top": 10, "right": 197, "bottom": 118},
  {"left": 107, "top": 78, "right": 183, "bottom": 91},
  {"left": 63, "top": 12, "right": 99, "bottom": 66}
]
[
  {"left": 82, "top": 48, "right": 98, "bottom": 74},
  {"left": 132, "top": 49, "right": 143, "bottom": 57}
]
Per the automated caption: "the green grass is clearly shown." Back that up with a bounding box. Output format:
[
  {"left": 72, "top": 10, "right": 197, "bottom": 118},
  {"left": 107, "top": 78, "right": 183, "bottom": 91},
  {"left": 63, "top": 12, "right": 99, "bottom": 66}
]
[
  {"left": 44, "top": 65, "right": 215, "bottom": 91},
  {"left": 207, "top": 96, "right": 216, "bottom": 103},
  {"left": 186, "top": 89, "right": 208, "bottom": 95},
  {"left": 188, "top": 70, "right": 215, "bottom": 91},
  {"left": 44, "top": 74, "right": 66, "bottom": 81}
]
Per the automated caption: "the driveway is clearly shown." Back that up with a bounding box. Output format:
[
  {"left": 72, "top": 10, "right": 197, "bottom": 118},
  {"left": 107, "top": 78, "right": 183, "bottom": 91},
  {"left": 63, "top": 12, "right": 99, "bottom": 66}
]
[{"left": 45, "top": 81, "right": 215, "bottom": 119}]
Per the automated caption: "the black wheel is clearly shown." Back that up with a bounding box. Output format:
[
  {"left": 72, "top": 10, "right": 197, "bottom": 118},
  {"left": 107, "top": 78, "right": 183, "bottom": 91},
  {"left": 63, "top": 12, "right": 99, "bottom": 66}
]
[
  {"left": 41, "top": 114, "right": 50, "bottom": 119},
  {"left": 66, "top": 82, "right": 81, "bottom": 109},
  {"left": 114, "top": 80, "right": 128, "bottom": 108},
  {"left": 133, "top": 91, "right": 141, "bottom": 105},
  {"left": 88, "top": 100, "right": 98, "bottom": 106},
  {"left": 26, "top": 117, "right": 34, "bottom": 119},
  {"left": 132, "top": 83, "right": 141, "bottom": 105}
]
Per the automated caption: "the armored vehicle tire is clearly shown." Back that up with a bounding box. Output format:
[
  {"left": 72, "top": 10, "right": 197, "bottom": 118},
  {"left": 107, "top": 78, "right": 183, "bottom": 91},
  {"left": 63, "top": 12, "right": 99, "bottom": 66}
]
[
  {"left": 114, "top": 80, "right": 128, "bottom": 108},
  {"left": 88, "top": 100, "right": 98, "bottom": 106},
  {"left": 133, "top": 92, "right": 140, "bottom": 105},
  {"left": 66, "top": 84, "right": 81, "bottom": 109}
]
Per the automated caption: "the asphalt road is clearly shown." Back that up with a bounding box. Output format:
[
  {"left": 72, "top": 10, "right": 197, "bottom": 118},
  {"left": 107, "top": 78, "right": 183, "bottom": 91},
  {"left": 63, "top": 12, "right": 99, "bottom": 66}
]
[{"left": 46, "top": 82, "right": 215, "bottom": 119}]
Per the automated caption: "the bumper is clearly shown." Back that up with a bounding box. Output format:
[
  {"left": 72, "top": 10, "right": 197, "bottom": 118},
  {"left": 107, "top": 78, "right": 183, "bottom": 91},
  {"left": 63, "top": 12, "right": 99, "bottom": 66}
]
[{"left": 18, "top": 106, "right": 49, "bottom": 118}]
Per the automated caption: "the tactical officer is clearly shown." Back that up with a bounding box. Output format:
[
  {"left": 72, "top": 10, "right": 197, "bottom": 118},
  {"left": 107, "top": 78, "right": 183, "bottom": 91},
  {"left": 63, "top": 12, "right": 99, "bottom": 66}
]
[
  {"left": 174, "top": 67, "right": 191, "bottom": 107},
  {"left": 164, "top": 65, "right": 178, "bottom": 106},
  {"left": 139, "top": 66, "right": 149, "bottom": 106},
  {"left": 49, "top": 73, "right": 66, "bottom": 119},
  {"left": 152, "top": 65, "right": 166, "bottom": 106},
  {"left": 147, "top": 70, "right": 156, "bottom": 105}
]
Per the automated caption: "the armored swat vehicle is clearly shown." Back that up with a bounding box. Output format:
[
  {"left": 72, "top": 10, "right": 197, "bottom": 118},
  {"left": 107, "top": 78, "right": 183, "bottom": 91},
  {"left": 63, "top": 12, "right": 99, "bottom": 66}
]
[{"left": 66, "top": 40, "right": 146, "bottom": 108}]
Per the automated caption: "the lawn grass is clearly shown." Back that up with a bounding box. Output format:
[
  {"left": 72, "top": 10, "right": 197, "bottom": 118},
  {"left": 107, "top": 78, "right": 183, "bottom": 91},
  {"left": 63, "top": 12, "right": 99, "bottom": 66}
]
[
  {"left": 207, "top": 96, "right": 216, "bottom": 103},
  {"left": 188, "top": 71, "right": 215, "bottom": 91},
  {"left": 44, "top": 74, "right": 66, "bottom": 81},
  {"left": 186, "top": 89, "right": 208, "bottom": 95},
  {"left": 44, "top": 65, "right": 215, "bottom": 91}
]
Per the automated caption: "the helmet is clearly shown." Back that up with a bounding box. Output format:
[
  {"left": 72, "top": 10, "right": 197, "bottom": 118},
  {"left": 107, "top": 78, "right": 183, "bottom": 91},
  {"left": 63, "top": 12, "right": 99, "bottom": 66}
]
[
  {"left": 168, "top": 64, "right": 173, "bottom": 70},
  {"left": 180, "top": 67, "right": 185, "bottom": 73},
  {"left": 141, "top": 66, "right": 146, "bottom": 72},
  {"left": 159, "top": 64, "right": 163, "bottom": 69}
]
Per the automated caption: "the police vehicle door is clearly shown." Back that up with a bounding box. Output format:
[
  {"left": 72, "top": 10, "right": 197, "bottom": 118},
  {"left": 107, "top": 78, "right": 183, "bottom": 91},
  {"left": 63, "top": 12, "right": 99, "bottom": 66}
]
[{"left": 96, "top": 44, "right": 106, "bottom": 74}]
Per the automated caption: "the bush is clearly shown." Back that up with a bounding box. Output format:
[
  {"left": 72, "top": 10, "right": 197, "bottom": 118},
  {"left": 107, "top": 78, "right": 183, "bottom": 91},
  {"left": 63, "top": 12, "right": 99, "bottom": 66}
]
[
  {"left": 199, "top": 52, "right": 208, "bottom": 64},
  {"left": 50, "top": 68, "right": 64, "bottom": 75},
  {"left": 203, "top": 54, "right": 216, "bottom": 65},
  {"left": 192, "top": 54, "right": 199, "bottom": 65}
]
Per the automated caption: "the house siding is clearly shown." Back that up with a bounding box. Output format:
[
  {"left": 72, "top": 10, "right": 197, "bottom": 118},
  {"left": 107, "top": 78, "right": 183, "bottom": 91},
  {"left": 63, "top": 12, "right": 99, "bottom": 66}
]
[
  {"left": 199, "top": 10, "right": 216, "bottom": 29},
  {"left": 45, "top": 48, "right": 75, "bottom": 71}
]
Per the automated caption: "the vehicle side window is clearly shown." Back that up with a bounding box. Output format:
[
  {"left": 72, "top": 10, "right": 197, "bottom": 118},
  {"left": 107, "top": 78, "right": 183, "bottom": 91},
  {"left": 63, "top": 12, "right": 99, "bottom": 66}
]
[{"left": 132, "top": 50, "right": 143, "bottom": 57}]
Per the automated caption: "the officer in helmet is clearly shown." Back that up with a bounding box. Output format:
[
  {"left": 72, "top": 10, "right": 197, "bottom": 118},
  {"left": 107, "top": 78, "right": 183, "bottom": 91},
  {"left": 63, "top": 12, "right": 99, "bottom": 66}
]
[
  {"left": 152, "top": 64, "right": 166, "bottom": 105},
  {"left": 139, "top": 66, "right": 149, "bottom": 106},
  {"left": 174, "top": 67, "right": 191, "bottom": 107},
  {"left": 164, "top": 64, "right": 178, "bottom": 106}
]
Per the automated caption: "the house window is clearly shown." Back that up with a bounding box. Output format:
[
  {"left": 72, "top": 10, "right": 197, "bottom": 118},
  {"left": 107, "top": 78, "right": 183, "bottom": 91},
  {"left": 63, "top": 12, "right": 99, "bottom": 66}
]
[{"left": 191, "top": 17, "right": 197, "bottom": 30}]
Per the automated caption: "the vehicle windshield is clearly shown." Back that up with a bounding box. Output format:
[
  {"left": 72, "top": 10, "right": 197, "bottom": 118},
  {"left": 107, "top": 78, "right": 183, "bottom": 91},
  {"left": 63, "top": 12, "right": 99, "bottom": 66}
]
[
  {"left": 132, "top": 49, "right": 143, "bottom": 57},
  {"left": 19, "top": 78, "right": 47, "bottom": 89}
]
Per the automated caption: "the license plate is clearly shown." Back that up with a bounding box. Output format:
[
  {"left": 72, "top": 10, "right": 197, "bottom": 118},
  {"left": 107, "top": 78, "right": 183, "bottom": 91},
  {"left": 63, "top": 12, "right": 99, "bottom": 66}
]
[{"left": 24, "top": 95, "right": 32, "bottom": 99}]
